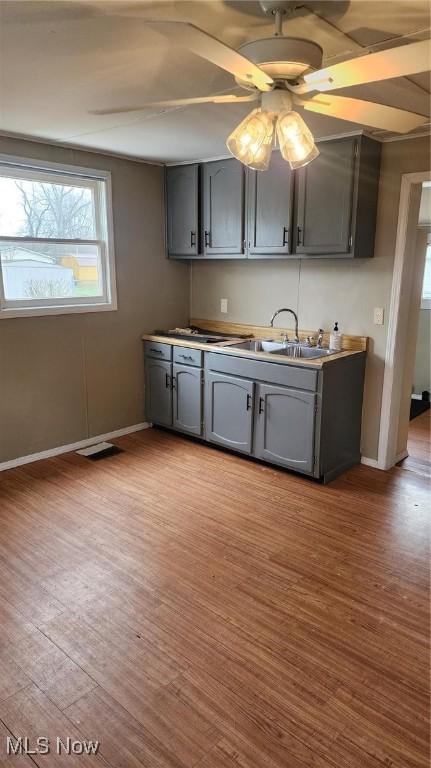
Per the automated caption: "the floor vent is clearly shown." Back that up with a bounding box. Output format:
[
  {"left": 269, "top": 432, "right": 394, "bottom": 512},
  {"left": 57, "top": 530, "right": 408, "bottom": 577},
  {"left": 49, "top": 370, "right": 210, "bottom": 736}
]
[{"left": 76, "top": 442, "right": 123, "bottom": 460}]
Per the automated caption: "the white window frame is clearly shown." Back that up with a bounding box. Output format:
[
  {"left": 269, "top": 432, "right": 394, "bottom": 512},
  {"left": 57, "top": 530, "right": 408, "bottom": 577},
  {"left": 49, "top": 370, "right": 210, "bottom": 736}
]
[{"left": 0, "top": 154, "right": 117, "bottom": 318}]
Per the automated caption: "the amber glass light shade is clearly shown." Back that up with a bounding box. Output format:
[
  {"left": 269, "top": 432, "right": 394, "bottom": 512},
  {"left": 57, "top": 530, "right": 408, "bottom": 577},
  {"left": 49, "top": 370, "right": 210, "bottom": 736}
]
[
  {"left": 226, "top": 109, "right": 275, "bottom": 171},
  {"left": 276, "top": 110, "right": 319, "bottom": 169}
]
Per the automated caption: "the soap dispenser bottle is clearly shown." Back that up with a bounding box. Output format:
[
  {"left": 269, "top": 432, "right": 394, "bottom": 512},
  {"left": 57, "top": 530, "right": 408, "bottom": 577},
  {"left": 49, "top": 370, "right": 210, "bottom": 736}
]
[{"left": 330, "top": 322, "right": 342, "bottom": 351}]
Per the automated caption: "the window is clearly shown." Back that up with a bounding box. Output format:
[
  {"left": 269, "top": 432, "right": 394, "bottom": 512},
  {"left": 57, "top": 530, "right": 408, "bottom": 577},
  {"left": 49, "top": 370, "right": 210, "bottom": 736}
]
[
  {"left": 421, "top": 242, "right": 431, "bottom": 309},
  {"left": 0, "top": 155, "right": 116, "bottom": 317}
]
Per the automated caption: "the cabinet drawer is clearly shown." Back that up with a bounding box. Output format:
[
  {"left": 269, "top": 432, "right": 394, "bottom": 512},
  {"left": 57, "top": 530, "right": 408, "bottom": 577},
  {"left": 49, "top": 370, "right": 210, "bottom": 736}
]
[
  {"left": 173, "top": 346, "right": 203, "bottom": 367},
  {"left": 205, "top": 352, "right": 318, "bottom": 391},
  {"left": 144, "top": 341, "right": 172, "bottom": 361}
]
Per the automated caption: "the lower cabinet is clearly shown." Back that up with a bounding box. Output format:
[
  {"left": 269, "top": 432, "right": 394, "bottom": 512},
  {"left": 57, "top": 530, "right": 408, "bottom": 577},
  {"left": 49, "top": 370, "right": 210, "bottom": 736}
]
[
  {"left": 173, "top": 363, "right": 203, "bottom": 436},
  {"left": 205, "top": 372, "right": 254, "bottom": 454},
  {"left": 145, "top": 342, "right": 366, "bottom": 482},
  {"left": 145, "top": 359, "right": 172, "bottom": 427},
  {"left": 254, "top": 383, "right": 316, "bottom": 473}
]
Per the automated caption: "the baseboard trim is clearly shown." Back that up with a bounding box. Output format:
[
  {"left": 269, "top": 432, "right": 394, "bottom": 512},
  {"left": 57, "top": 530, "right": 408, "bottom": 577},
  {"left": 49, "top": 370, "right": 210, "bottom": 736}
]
[
  {"left": 395, "top": 449, "right": 409, "bottom": 464},
  {"left": 361, "top": 456, "right": 381, "bottom": 469},
  {"left": 361, "top": 448, "right": 409, "bottom": 471},
  {"left": 0, "top": 422, "right": 151, "bottom": 472}
]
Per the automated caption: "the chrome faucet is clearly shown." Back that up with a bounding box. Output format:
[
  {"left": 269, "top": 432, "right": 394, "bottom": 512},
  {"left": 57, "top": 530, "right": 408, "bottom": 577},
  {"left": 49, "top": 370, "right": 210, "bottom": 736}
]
[{"left": 269, "top": 308, "right": 299, "bottom": 343}]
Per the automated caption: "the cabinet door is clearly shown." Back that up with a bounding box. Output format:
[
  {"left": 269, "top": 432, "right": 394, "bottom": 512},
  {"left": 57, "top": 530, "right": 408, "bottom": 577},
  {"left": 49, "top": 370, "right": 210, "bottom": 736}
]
[
  {"left": 173, "top": 363, "right": 202, "bottom": 436},
  {"left": 254, "top": 383, "right": 316, "bottom": 473},
  {"left": 145, "top": 359, "right": 172, "bottom": 427},
  {"left": 166, "top": 164, "right": 199, "bottom": 257},
  {"left": 295, "top": 136, "right": 357, "bottom": 255},
  {"left": 248, "top": 151, "right": 294, "bottom": 256},
  {"left": 203, "top": 159, "right": 245, "bottom": 256},
  {"left": 205, "top": 372, "right": 254, "bottom": 453}
]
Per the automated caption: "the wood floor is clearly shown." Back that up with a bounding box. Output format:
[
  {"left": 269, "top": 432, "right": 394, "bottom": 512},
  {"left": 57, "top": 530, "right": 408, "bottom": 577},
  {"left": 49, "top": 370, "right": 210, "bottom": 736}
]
[
  {"left": 0, "top": 428, "right": 429, "bottom": 767},
  {"left": 400, "top": 410, "right": 431, "bottom": 478}
]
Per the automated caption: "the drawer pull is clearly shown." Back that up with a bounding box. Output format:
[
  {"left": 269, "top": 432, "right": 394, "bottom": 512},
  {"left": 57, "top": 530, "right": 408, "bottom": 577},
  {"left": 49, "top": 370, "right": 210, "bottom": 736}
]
[
  {"left": 150, "top": 347, "right": 162, "bottom": 354},
  {"left": 180, "top": 354, "right": 194, "bottom": 361}
]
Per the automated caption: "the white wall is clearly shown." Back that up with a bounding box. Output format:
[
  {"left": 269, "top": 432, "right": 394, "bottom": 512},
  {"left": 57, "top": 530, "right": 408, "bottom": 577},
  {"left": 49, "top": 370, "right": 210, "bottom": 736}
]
[{"left": 191, "top": 136, "right": 431, "bottom": 461}]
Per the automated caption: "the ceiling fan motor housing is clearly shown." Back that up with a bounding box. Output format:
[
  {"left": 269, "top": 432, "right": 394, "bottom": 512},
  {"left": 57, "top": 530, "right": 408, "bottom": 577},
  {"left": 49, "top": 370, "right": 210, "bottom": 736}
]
[
  {"left": 259, "top": 0, "right": 303, "bottom": 14},
  {"left": 235, "top": 37, "right": 323, "bottom": 87},
  {"left": 261, "top": 89, "right": 293, "bottom": 112}
]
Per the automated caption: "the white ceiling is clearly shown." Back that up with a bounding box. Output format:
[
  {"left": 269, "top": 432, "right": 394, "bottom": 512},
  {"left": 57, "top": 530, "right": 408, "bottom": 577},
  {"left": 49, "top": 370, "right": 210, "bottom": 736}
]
[{"left": 0, "top": 0, "right": 430, "bottom": 162}]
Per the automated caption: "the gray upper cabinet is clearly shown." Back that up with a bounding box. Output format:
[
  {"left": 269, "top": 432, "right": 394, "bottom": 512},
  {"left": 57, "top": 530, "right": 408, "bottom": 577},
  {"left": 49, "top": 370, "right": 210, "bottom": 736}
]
[
  {"left": 166, "top": 164, "right": 199, "bottom": 257},
  {"left": 205, "top": 372, "right": 254, "bottom": 453},
  {"left": 203, "top": 159, "right": 245, "bottom": 257},
  {"left": 145, "top": 359, "right": 173, "bottom": 427},
  {"left": 295, "top": 136, "right": 356, "bottom": 255},
  {"left": 165, "top": 135, "right": 380, "bottom": 260},
  {"left": 173, "top": 363, "right": 202, "bottom": 436},
  {"left": 247, "top": 150, "right": 294, "bottom": 257},
  {"left": 295, "top": 135, "right": 381, "bottom": 258},
  {"left": 254, "top": 383, "right": 316, "bottom": 473}
]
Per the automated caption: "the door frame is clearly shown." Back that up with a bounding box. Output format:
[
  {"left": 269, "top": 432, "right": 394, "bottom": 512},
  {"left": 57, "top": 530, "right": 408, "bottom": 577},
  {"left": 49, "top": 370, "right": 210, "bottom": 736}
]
[{"left": 377, "top": 170, "right": 431, "bottom": 470}]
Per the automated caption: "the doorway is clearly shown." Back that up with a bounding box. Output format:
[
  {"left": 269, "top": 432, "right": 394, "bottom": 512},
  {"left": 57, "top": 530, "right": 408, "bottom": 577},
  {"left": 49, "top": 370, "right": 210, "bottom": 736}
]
[
  {"left": 378, "top": 173, "right": 431, "bottom": 472},
  {"left": 400, "top": 215, "right": 431, "bottom": 477}
]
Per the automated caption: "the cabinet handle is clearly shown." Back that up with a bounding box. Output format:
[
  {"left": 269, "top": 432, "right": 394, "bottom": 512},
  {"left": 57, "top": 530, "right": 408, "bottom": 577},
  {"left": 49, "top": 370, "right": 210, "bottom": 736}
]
[
  {"left": 190, "top": 231, "right": 196, "bottom": 247},
  {"left": 297, "top": 227, "right": 303, "bottom": 246},
  {"left": 204, "top": 230, "right": 210, "bottom": 248},
  {"left": 150, "top": 347, "right": 162, "bottom": 354},
  {"left": 258, "top": 396, "right": 265, "bottom": 415},
  {"left": 165, "top": 372, "right": 171, "bottom": 389},
  {"left": 246, "top": 393, "right": 252, "bottom": 411},
  {"left": 283, "top": 226, "right": 289, "bottom": 246}
]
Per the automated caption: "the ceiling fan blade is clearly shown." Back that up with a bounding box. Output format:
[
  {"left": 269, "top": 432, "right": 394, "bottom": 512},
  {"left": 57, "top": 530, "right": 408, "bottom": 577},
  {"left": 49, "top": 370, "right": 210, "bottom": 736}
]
[
  {"left": 91, "top": 93, "right": 258, "bottom": 116},
  {"left": 295, "top": 94, "right": 429, "bottom": 133},
  {"left": 145, "top": 21, "right": 273, "bottom": 92},
  {"left": 302, "top": 39, "right": 431, "bottom": 93}
]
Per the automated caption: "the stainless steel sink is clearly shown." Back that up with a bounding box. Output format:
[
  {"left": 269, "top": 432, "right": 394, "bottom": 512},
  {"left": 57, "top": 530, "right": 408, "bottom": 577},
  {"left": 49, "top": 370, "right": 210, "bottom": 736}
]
[
  {"left": 276, "top": 345, "right": 335, "bottom": 359},
  {"left": 227, "top": 339, "right": 287, "bottom": 353},
  {"left": 227, "top": 340, "right": 336, "bottom": 359}
]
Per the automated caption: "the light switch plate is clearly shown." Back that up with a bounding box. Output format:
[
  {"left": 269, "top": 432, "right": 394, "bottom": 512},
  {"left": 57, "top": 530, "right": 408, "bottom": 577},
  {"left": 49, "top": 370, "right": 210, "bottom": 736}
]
[
  {"left": 374, "top": 307, "right": 384, "bottom": 325},
  {"left": 220, "top": 298, "right": 228, "bottom": 314}
]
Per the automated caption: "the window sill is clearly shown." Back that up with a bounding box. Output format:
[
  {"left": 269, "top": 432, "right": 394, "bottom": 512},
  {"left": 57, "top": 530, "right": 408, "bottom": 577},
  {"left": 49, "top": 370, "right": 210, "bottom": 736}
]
[{"left": 0, "top": 301, "right": 117, "bottom": 319}]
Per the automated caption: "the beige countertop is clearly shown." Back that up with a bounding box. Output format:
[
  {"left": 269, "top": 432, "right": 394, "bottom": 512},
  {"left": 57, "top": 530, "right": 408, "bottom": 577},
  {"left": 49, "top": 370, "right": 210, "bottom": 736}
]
[{"left": 141, "top": 331, "right": 365, "bottom": 369}]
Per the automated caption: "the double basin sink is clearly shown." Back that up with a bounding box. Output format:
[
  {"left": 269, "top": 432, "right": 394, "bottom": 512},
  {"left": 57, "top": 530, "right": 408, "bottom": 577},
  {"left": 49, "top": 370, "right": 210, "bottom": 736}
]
[{"left": 227, "top": 339, "right": 335, "bottom": 360}]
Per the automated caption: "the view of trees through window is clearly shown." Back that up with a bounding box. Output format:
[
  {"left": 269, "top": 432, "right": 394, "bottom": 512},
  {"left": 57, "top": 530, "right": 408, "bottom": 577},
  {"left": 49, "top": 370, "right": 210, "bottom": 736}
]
[
  {"left": 13, "top": 180, "right": 95, "bottom": 239},
  {"left": 0, "top": 175, "right": 102, "bottom": 301}
]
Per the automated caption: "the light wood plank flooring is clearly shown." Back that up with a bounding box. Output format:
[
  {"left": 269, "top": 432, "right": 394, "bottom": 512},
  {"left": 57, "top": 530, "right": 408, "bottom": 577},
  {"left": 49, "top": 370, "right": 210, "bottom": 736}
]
[
  {"left": 400, "top": 410, "right": 431, "bottom": 478},
  {"left": 0, "top": 428, "right": 429, "bottom": 767}
]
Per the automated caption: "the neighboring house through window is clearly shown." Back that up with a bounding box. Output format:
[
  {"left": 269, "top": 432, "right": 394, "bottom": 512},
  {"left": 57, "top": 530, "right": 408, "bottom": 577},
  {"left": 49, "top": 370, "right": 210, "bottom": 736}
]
[{"left": 0, "top": 155, "right": 116, "bottom": 317}]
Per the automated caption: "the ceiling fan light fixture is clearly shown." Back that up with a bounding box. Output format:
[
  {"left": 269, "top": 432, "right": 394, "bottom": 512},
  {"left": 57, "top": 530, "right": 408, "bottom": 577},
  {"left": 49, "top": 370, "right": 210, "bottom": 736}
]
[
  {"left": 276, "top": 110, "right": 319, "bottom": 169},
  {"left": 226, "top": 108, "right": 275, "bottom": 171}
]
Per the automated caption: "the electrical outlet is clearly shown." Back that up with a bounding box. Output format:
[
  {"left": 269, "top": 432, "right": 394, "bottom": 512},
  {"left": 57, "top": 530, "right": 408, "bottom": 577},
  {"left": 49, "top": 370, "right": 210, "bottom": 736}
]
[
  {"left": 220, "top": 298, "right": 228, "bottom": 314},
  {"left": 374, "top": 307, "right": 384, "bottom": 325}
]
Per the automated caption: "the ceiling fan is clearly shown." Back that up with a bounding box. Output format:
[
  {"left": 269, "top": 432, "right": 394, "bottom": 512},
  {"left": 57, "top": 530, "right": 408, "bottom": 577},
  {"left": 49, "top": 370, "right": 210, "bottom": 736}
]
[{"left": 93, "top": 0, "right": 430, "bottom": 171}]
